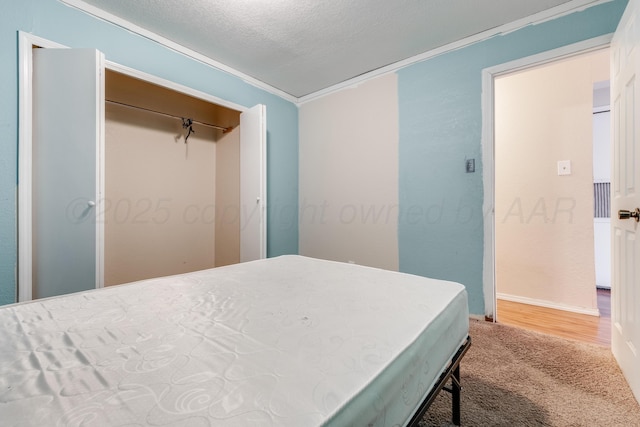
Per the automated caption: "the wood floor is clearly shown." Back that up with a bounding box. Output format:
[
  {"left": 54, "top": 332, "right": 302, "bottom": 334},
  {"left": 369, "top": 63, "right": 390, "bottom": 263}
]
[{"left": 496, "top": 288, "right": 611, "bottom": 346}]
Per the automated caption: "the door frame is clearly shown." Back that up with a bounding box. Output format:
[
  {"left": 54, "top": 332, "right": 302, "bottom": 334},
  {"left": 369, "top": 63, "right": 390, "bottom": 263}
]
[
  {"left": 480, "top": 34, "right": 613, "bottom": 320},
  {"left": 18, "top": 31, "right": 250, "bottom": 302}
]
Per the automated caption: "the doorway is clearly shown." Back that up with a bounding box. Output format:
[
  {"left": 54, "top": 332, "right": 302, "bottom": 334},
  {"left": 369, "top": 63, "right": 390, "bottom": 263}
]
[
  {"left": 481, "top": 38, "right": 612, "bottom": 345},
  {"left": 592, "top": 84, "right": 612, "bottom": 291}
]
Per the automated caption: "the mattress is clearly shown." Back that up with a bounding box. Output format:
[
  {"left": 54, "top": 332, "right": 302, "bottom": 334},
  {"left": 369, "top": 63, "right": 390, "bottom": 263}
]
[{"left": 0, "top": 255, "right": 469, "bottom": 426}]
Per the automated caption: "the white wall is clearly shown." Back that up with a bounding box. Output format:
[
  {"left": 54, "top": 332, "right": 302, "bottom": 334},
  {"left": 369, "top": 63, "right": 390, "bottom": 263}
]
[
  {"left": 495, "top": 49, "right": 609, "bottom": 314},
  {"left": 593, "top": 110, "right": 611, "bottom": 182},
  {"left": 593, "top": 81, "right": 611, "bottom": 109},
  {"left": 299, "top": 74, "right": 399, "bottom": 270}
]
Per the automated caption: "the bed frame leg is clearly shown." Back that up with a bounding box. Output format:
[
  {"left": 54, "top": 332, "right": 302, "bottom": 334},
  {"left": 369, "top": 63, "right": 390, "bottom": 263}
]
[
  {"left": 405, "top": 336, "right": 469, "bottom": 427},
  {"left": 452, "top": 366, "right": 461, "bottom": 426}
]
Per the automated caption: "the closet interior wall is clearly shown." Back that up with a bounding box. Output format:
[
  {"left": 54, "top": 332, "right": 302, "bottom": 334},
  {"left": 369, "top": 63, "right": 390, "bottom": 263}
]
[{"left": 104, "top": 70, "right": 241, "bottom": 286}]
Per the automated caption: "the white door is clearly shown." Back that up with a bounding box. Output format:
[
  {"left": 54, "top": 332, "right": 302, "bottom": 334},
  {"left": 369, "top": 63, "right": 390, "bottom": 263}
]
[
  {"left": 30, "top": 48, "right": 104, "bottom": 299},
  {"left": 239, "top": 104, "right": 267, "bottom": 262},
  {"left": 611, "top": 0, "right": 640, "bottom": 404}
]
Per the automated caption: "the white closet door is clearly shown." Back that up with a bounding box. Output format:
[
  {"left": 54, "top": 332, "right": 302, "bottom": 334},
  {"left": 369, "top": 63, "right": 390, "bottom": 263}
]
[
  {"left": 31, "top": 48, "right": 104, "bottom": 299},
  {"left": 239, "top": 104, "right": 267, "bottom": 262}
]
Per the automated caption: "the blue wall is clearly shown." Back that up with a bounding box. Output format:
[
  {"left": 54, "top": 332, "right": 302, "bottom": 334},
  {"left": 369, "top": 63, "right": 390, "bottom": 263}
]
[
  {"left": 0, "top": 0, "right": 299, "bottom": 305},
  {"left": 397, "top": 0, "right": 627, "bottom": 315}
]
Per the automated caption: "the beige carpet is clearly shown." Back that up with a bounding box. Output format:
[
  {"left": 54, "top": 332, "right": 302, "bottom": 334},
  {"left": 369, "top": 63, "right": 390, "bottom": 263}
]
[{"left": 420, "top": 320, "right": 640, "bottom": 426}]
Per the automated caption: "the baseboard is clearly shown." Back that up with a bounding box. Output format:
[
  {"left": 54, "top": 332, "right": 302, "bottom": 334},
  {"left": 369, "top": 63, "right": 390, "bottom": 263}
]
[{"left": 497, "top": 293, "right": 600, "bottom": 317}]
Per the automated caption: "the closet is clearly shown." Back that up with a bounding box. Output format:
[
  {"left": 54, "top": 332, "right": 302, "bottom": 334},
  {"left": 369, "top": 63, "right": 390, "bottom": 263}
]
[
  {"left": 23, "top": 44, "right": 266, "bottom": 301},
  {"left": 104, "top": 70, "right": 241, "bottom": 286}
]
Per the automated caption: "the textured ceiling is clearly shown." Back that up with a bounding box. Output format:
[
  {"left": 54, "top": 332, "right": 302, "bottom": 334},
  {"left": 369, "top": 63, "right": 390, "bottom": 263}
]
[{"left": 75, "top": 0, "right": 597, "bottom": 98}]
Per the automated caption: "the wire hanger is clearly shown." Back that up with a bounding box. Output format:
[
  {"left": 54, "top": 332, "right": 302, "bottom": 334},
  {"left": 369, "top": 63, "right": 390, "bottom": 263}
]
[{"left": 182, "top": 118, "right": 195, "bottom": 144}]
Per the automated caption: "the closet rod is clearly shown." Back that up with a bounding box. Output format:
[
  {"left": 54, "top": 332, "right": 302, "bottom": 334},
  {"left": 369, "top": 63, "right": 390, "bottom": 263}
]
[{"left": 106, "top": 99, "right": 234, "bottom": 133}]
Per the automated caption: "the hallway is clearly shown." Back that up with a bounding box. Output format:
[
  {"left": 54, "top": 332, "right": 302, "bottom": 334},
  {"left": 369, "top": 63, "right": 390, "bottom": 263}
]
[{"left": 497, "top": 289, "right": 611, "bottom": 346}]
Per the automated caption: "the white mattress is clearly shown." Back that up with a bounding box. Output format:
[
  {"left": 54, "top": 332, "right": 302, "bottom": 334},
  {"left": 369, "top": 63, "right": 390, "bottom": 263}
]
[{"left": 0, "top": 255, "right": 469, "bottom": 426}]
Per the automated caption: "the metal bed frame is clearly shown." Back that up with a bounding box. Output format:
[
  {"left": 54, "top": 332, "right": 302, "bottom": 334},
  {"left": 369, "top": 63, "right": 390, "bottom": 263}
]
[{"left": 407, "top": 335, "right": 472, "bottom": 426}]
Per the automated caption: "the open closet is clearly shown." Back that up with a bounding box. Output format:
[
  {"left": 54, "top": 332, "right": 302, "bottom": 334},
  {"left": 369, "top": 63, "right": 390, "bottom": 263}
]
[
  {"left": 21, "top": 42, "right": 266, "bottom": 301},
  {"left": 104, "top": 70, "right": 242, "bottom": 286}
]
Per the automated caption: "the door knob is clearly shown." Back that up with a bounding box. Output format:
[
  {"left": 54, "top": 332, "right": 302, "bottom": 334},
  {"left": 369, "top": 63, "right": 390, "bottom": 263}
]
[
  {"left": 87, "top": 200, "right": 96, "bottom": 208},
  {"left": 618, "top": 208, "right": 640, "bottom": 222}
]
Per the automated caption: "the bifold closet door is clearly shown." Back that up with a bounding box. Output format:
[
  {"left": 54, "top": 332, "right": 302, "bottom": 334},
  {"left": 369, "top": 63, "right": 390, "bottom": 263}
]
[
  {"left": 32, "top": 48, "right": 104, "bottom": 299},
  {"left": 240, "top": 104, "right": 267, "bottom": 262}
]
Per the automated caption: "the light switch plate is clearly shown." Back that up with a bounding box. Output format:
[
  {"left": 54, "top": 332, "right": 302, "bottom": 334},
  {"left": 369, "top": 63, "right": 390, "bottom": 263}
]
[
  {"left": 466, "top": 158, "right": 475, "bottom": 173},
  {"left": 557, "top": 160, "right": 571, "bottom": 175}
]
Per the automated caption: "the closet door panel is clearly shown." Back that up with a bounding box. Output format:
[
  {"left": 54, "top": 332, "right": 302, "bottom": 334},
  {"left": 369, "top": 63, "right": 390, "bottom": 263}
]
[
  {"left": 240, "top": 104, "right": 267, "bottom": 262},
  {"left": 32, "top": 48, "right": 104, "bottom": 299}
]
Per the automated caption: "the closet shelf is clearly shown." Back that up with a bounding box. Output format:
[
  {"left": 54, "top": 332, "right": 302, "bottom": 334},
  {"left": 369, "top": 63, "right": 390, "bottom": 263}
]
[{"left": 106, "top": 99, "right": 234, "bottom": 133}]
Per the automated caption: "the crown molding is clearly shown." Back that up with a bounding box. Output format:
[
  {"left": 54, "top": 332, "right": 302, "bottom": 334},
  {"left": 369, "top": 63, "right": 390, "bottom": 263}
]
[
  {"left": 297, "top": 0, "right": 612, "bottom": 105},
  {"left": 61, "top": 0, "right": 611, "bottom": 107}
]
